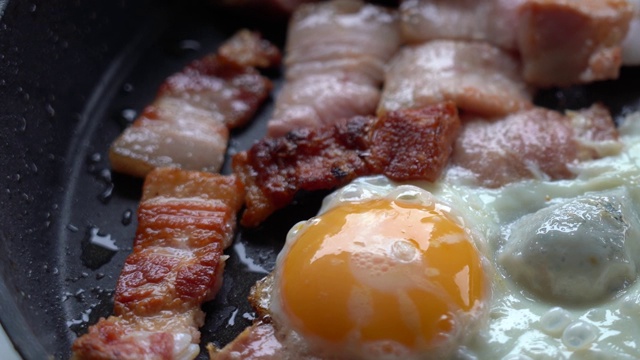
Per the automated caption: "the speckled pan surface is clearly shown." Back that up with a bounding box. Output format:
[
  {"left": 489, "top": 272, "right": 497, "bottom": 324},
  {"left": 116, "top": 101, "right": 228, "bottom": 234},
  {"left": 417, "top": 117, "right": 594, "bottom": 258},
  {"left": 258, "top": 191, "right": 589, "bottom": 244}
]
[{"left": 0, "top": 1, "right": 638, "bottom": 359}]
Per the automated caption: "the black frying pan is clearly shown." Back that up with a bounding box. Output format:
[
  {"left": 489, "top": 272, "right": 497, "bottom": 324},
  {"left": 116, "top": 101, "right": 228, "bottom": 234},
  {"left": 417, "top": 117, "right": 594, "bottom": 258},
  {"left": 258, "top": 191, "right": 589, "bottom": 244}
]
[{"left": 0, "top": 1, "right": 639, "bottom": 359}]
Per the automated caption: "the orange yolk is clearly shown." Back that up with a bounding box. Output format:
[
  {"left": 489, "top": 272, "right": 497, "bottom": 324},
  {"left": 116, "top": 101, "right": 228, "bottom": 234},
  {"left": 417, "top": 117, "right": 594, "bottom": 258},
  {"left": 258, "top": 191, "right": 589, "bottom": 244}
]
[{"left": 279, "top": 198, "right": 486, "bottom": 353}]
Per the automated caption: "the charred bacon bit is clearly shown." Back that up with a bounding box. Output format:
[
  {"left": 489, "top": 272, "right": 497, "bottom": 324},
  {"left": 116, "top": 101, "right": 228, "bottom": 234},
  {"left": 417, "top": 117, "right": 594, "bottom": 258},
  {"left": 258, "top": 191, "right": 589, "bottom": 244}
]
[
  {"left": 110, "top": 30, "right": 279, "bottom": 178},
  {"left": 234, "top": 102, "right": 460, "bottom": 227},
  {"left": 209, "top": 275, "right": 281, "bottom": 359},
  {"left": 208, "top": 321, "right": 283, "bottom": 360},
  {"left": 266, "top": 0, "right": 401, "bottom": 137},
  {"left": 234, "top": 115, "right": 374, "bottom": 227},
  {"left": 368, "top": 105, "right": 461, "bottom": 182},
  {"left": 72, "top": 168, "right": 244, "bottom": 360},
  {"left": 450, "top": 104, "right": 620, "bottom": 188},
  {"left": 379, "top": 40, "right": 532, "bottom": 118},
  {"left": 518, "top": 0, "right": 633, "bottom": 87}
]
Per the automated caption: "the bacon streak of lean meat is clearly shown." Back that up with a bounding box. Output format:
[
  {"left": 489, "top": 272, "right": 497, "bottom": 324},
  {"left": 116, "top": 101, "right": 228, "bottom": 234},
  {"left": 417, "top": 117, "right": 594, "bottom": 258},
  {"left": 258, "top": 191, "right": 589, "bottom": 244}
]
[
  {"left": 449, "top": 104, "right": 621, "bottom": 188},
  {"left": 109, "top": 30, "right": 280, "bottom": 178},
  {"left": 72, "top": 168, "right": 244, "bottom": 360}
]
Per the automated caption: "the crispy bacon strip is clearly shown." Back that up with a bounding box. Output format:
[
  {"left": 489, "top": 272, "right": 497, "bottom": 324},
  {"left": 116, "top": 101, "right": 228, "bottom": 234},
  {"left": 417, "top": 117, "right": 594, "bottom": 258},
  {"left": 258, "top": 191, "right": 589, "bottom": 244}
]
[
  {"left": 72, "top": 168, "right": 245, "bottom": 360},
  {"left": 110, "top": 30, "right": 280, "bottom": 178},
  {"left": 233, "top": 102, "right": 460, "bottom": 227}
]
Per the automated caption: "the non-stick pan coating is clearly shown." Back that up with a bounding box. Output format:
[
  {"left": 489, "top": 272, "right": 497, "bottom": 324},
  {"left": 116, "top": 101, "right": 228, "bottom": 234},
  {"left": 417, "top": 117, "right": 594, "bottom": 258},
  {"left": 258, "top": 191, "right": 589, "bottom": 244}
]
[{"left": 1, "top": 1, "right": 639, "bottom": 359}]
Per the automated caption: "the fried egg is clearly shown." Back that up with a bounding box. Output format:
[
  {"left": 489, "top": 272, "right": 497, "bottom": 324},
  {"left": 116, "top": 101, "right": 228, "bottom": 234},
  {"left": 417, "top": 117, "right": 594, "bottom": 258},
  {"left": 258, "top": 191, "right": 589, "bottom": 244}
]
[
  {"left": 270, "top": 183, "right": 490, "bottom": 359},
  {"left": 267, "top": 111, "right": 640, "bottom": 360}
]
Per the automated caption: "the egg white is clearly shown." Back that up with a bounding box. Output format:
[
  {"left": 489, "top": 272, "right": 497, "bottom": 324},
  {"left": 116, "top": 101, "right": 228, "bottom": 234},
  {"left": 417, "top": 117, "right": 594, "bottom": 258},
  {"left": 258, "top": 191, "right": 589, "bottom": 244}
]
[{"left": 269, "top": 111, "right": 640, "bottom": 359}]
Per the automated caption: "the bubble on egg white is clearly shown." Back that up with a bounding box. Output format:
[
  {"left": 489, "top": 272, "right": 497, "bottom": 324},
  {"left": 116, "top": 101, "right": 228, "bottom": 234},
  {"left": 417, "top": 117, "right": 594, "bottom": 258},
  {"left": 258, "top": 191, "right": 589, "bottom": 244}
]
[
  {"left": 390, "top": 239, "right": 420, "bottom": 263},
  {"left": 561, "top": 321, "right": 599, "bottom": 351},
  {"left": 539, "top": 307, "right": 572, "bottom": 337},
  {"left": 321, "top": 181, "right": 437, "bottom": 215},
  {"left": 348, "top": 236, "right": 436, "bottom": 294}
]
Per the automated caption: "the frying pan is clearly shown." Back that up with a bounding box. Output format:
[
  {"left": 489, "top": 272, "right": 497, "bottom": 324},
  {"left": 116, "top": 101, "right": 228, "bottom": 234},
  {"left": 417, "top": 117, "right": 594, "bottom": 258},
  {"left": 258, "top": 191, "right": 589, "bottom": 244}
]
[{"left": 0, "top": 1, "right": 639, "bottom": 359}]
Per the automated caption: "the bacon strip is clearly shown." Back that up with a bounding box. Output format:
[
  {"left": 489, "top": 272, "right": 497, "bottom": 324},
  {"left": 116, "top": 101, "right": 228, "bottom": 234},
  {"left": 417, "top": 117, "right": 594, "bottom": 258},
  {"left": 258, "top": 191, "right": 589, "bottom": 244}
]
[
  {"left": 400, "top": 0, "right": 522, "bottom": 49},
  {"left": 517, "top": 0, "right": 632, "bottom": 87},
  {"left": 379, "top": 40, "right": 532, "bottom": 117},
  {"left": 209, "top": 275, "right": 281, "bottom": 360},
  {"left": 399, "top": 0, "right": 633, "bottom": 87},
  {"left": 267, "top": 0, "right": 401, "bottom": 137},
  {"left": 72, "top": 168, "right": 245, "bottom": 360},
  {"left": 450, "top": 104, "right": 621, "bottom": 188},
  {"left": 234, "top": 102, "right": 460, "bottom": 227},
  {"left": 209, "top": 321, "right": 282, "bottom": 360},
  {"left": 110, "top": 30, "right": 280, "bottom": 178}
]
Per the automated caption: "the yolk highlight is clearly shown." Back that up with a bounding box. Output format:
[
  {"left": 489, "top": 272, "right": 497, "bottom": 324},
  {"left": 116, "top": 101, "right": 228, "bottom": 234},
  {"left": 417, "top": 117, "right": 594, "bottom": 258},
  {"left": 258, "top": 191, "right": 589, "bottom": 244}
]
[{"left": 279, "top": 198, "right": 485, "bottom": 352}]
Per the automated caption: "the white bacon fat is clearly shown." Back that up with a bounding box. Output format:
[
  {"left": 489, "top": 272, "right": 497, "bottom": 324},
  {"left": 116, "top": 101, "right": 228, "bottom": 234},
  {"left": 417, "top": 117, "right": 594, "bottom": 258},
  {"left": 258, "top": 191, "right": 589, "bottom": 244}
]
[
  {"left": 379, "top": 40, "right": 533, "bottom": 117},
  {"left": 400, "top": 0, "right": 522, "bottom": 49},
  {"left": 110, "top": 30, "right": 279, "bottom": 178},
  {"left": 267, "top": 0, "right": 401, "bottom": 137}
]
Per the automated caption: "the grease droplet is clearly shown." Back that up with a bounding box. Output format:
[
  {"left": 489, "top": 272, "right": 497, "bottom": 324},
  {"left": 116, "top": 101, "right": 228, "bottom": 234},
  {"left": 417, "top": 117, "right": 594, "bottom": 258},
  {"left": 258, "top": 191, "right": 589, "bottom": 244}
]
[{"left": 121, "top": 209, "right": 133, "bottom": 226}]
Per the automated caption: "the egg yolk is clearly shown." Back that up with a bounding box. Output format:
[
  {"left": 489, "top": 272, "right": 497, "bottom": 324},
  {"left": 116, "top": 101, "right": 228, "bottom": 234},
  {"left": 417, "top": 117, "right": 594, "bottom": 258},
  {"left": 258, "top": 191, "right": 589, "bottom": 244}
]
[{"left": 279, "top": 198, "right": 486, "bottom": 354}]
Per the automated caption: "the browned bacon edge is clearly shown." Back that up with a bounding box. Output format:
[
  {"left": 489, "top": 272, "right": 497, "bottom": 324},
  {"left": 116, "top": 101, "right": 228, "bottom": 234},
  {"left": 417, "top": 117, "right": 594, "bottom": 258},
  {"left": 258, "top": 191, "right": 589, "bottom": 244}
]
[
  {"left": 109, "top": 30, "right": 280, "bottom": 178},
  {"left": 72, "top": 168, "right": 245, "bottom": 360},
  {"left": 208, "top": 275, "right": 281, "bottom": 360},
  {"left": 233, "top": 102, "right": 461, "bottom": 227},
  {"left": 218, "top": 29, "right": 282, "bottom": 69}
]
